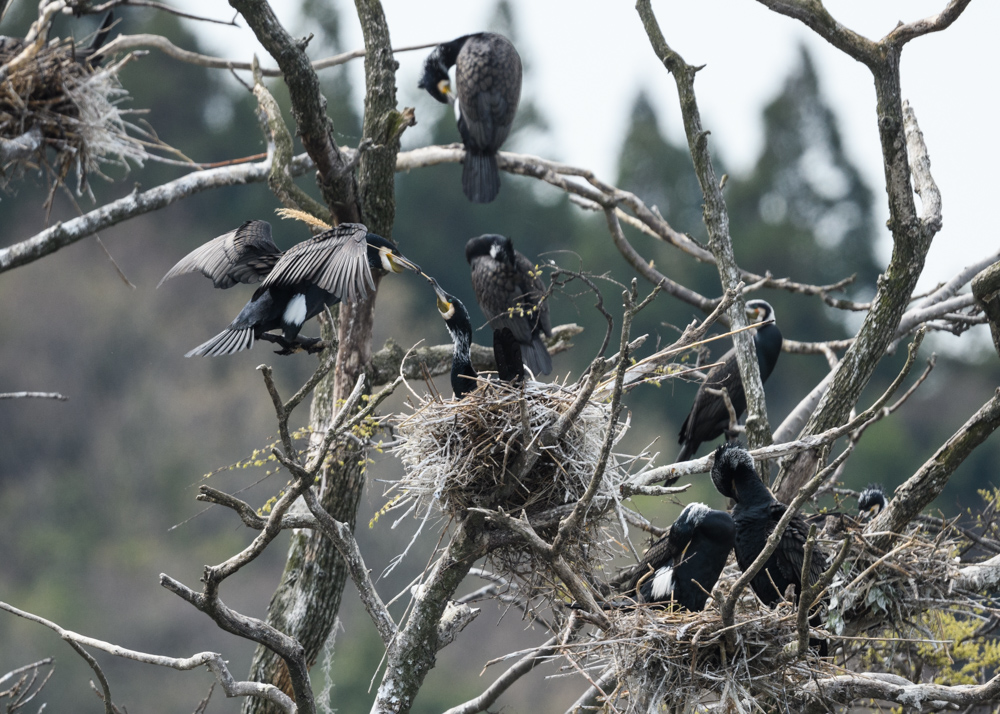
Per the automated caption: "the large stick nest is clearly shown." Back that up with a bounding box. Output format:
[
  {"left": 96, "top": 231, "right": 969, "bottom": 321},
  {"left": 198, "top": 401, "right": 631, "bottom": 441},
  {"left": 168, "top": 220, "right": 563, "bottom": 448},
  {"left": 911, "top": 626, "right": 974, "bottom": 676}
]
[
  {"left": 389, "top": 377, "right": 638, "bottom": 593},
  {"left": 0, "top": 34, "right": 147, "bottom": 195},
  {"left": 576, "top": 522, "right": 972, "bottom": 711}
]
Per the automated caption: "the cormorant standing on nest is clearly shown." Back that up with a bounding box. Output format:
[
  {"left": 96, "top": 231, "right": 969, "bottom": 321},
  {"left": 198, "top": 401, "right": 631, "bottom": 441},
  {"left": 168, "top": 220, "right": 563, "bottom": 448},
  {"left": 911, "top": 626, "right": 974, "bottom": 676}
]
[
  {"left": 858, "top": 484, "right": 887, "bottom": 521},
  {"left": 676, "top": 299, "right": 782, "bottom": 462},
  {"left": 160, "top": 220, "right": 420, "bottom": 357},
  {"left": 465, "top": 234, "right": 552, "bottom": 375},
  {"left": 431, "top": 280, "right": 524, "bottom": 398},
  {"left": 711, "top": 442, "right": 828, "bottom": 607},
  {"left": 418, "top": 33, "right": 521, "bottom": 203},
  {"left": 625, "top": 502, "right": 734, "bottom": 611}
]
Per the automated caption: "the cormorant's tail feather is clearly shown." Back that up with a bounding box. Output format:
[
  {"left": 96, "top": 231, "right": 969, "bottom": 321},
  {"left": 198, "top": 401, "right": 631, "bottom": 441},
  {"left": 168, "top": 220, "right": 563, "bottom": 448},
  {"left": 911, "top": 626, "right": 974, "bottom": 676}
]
[
  {"left": 185, "top": 327, "right": 254, "bottom": 357},
  {"left": 674, "top": 440, "right": 697, "bottom": 464},
  {"left": 520, "top": 336, "right": 552, "bottom": 376},
  {"left": 462, "top": 151, "right": 500, "bottom": 204}
]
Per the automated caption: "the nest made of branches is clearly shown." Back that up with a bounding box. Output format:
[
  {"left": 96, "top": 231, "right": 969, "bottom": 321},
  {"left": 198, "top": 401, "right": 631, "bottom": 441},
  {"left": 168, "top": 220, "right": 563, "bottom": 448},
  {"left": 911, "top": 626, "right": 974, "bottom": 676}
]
[
  {"left": 582, "top": 593, "right": 834, "bottom": 713},
  {"left": 388, "top": 377, "right": 638, "bottom": 593},
  {"left": 826, "top": 522, "right": 964, "bottom": 637},
  {"left": 0, "top": 33, "right": 147, "bottom": 195}
]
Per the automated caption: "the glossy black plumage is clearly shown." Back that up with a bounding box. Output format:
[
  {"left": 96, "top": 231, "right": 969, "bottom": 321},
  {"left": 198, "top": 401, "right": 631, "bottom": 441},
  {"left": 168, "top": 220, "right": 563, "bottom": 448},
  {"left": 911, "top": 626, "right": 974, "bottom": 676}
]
[
  {"left": 431, "top": 280, "right": 478, "bottom": 398},
  {"left": 466, "top": 234, "right": 551, "bottom": 376},
  {"left": 676, "top": 300, "right": 782, "bottom": 462},
  {"left": 160, "top": 220, "right": 419, "bottom": 357},
  {"left": 711, "top": 442, "right": 828, "bottom": 607},
  {"left": 625, "top": 502, "right": 734, "bottom": 611},
  {"left": 418, "top": 33, "right": 521, "bottom": 203},
  {"left": 493, "top": 326, "right": 524, "bottom": 384},
  {"left": 858, "top": 484, "right": 887, "bottom": 521}
]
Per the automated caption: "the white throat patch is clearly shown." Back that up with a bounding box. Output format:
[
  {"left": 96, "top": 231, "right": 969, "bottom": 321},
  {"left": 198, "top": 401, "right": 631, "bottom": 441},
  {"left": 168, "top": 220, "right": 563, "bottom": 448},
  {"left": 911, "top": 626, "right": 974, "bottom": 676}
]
[
  {"left": 490, "top": 242, "right": 502, "bottom": 259},
  {"left": 283, "top": 293, "right": 307, "bottom": 327}
]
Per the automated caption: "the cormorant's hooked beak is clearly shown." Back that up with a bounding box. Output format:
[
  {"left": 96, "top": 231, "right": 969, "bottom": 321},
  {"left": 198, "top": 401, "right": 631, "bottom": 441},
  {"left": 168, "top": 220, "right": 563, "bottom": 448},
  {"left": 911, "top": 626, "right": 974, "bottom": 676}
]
[
  {"left": 860, "top": 503, "right": 882, "bottom": 521},
  {"left": 385, "top": 249, "right": 421, "bottom": 274},
  {"left": 437, "top": 79, "right": 455, "bottom": 105},
  {"left": 428, "top": 277, "right": 455, "bottom": 319}
]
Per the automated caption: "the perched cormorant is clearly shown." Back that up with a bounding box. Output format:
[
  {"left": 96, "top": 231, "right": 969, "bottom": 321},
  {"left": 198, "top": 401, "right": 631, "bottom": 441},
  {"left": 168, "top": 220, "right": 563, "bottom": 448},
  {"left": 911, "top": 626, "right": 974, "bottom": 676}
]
[
  {"left": 465, "top": 234, "right": 552, "bottom": 376},
  {"left": 625, "top": 502, "right": 735, "bottom": 611},
  {"left": 418, "top": 33, "right": 521, "bottom": 203},
  {"left": 858, "top": 484, "right": 887, "bottom": 521},
  {"left": 711, "top": 442, "right": 828, "bottom": 607},
  {"left": 676, "top": 300, "right": 782, "bottom": 462},
  {"left": 160, "top": 220, "right": 420, "bottom": 357},
  {"left": 430, "top": 280, "right": 525, "bottom": 398}
]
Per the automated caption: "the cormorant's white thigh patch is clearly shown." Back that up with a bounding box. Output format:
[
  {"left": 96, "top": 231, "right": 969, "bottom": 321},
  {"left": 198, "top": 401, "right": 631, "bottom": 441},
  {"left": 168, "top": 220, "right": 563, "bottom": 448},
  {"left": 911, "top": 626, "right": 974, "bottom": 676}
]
[
  {"left": 283, "top": 293, "right": 307, "bottom": 327},
  {"left": 650, "top": 565, "right": 674, "bottom": 601}
]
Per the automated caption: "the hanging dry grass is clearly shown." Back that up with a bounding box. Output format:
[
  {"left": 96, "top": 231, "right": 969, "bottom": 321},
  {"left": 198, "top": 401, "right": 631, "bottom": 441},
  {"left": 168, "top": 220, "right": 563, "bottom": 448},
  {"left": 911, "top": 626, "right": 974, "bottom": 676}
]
[{"left": 0, "top": 33, "right": 147, "bottom": 195}]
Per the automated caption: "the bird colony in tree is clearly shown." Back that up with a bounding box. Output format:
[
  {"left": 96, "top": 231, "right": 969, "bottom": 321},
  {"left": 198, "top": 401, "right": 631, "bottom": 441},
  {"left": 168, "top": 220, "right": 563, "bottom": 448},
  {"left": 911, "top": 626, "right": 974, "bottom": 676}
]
[{"left": 153, "top": 28, "right": 987, "bottom": 714}]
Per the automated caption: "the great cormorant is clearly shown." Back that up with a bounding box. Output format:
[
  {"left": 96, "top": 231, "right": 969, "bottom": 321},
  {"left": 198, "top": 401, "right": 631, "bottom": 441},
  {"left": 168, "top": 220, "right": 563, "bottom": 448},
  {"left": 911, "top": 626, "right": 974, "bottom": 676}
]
[
  {"left": 160, "top": 220, "right": 420, "bottom": 357},
  {"left": 465, "top": 234, "right": 552, "bottom": 376},
  {"left": 858, "top": 484, "right": 887, "bottom": 521},
  {"left": 676, "top": 300, "right": 782, "bottom": 462},
  {"left": 418, "top": 33, "right": 521, "bottom": 203},
  {"left": 711, "top": 442, "right": 828, "bottom": 607},
  {"left": 431, "top": 280, "right": 524, "bottom": 398},
  {"left": 625, "top": 502, "right": 734, "bottom": 611}
]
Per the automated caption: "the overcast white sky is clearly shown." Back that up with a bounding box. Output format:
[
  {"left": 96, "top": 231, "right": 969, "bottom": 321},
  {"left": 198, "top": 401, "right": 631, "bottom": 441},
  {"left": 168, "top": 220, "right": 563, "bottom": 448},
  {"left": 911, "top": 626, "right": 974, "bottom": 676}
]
[{"left": 189, "top": 1, "right": 998, "bottom": 291}]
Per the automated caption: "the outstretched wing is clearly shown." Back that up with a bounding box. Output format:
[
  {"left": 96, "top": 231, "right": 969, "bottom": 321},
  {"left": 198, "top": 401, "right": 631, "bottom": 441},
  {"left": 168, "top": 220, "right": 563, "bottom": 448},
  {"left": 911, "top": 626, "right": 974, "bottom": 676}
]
[
  {"left": 261, "top": 223, "right": 374, "bottom": 302},
  {"left": 158, "top": 220, "right": 280, "bottom": 289}
]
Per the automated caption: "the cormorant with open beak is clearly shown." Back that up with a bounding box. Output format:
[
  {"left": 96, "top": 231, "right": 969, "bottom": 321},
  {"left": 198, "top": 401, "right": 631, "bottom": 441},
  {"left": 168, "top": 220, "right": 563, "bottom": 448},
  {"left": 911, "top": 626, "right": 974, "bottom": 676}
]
[
  {"left": 418, "top": 33, "right": 521, "bottom": 203},
  {"left": 465, "top": 234, "right": 552, "bottom": 376},
  {"left": 160, "top": 220, "right": 420, "bottom": 356},
  {"left": 676, "top": 299, "right": 782, "bottom": 462},
  {"left": 430, "top": 279, "right": 524, "bottom": 398},
  {"left": 625, "top": 502, "right": 734, "bottom": 611},
  {"left": 712, "top": 442, "right": 828, "bottom": 607},
  {"left": 858, "top": 484, "right": 887, "bottom": 521}
]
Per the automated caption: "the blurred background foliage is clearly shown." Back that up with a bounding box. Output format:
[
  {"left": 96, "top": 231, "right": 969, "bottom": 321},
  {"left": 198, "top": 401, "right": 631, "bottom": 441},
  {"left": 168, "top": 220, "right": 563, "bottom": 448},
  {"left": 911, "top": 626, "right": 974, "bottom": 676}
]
[{"left": 0, "top": 1, "right": 997, "bottom": 712}]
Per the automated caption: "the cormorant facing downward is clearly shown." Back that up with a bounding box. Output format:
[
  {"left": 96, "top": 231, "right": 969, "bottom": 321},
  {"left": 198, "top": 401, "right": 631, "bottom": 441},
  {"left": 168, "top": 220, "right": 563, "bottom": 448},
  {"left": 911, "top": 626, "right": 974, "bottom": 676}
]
[
  {"left": 465, "top": 234, "right": 552, "bottom": 375},
  {"left": 858, "top": 484, "right": 887, "bottom": 521},
  {"left": 625, "top": 502, "right": 734, "bottom": 611},
  {"left": 418, "top": 33, "right": 521, "bottom": 203},
  {"left": 711, "top": 442, "right": 828, "bottom": 607},
  {"left": 160, "top": 220, "right": 420, "bottom": 357},
  {"left": 676, "top": 300, "right": 782, "bottom": 462}
]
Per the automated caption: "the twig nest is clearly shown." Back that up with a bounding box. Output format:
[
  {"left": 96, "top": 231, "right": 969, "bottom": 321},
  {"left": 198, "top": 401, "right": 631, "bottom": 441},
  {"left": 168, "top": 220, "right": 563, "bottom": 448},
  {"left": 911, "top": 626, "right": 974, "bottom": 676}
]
[
  {"left": 592, "top": 600, "right": 832, "bottom": 712},
  {"left": 0, "top": 36, "right": 146, "bottom": 194},
  {"left": 392, "top": 378, "right": 628, "bottom": 520}
]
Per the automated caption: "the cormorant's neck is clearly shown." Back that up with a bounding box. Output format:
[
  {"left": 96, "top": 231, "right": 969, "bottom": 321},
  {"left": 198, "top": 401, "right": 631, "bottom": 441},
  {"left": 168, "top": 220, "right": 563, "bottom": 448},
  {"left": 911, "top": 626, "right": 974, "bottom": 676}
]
[
  {"left": 731, "top": 467, "right": 774, "bottom": 506},
  {"left": 754, "top": 323, "right": 782, "bottom": 381},
  {"left": 449, "top": 326, "right": 478, "bottom": 397}
]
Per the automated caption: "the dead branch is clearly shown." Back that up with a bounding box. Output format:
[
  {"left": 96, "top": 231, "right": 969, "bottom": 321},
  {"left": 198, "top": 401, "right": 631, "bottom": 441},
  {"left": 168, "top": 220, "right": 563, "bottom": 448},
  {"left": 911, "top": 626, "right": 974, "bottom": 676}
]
[{"left": 0, "top": 601, "right": 294, "bottom": 713}]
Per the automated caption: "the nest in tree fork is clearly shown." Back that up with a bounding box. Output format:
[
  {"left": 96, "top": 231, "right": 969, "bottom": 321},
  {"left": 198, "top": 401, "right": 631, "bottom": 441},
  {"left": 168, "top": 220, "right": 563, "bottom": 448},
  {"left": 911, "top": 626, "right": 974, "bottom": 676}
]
[
  {"left": 390, "top": 378, "right": 635, "bottom": 587},
  {"left": 0, "top": 34, "right": 147, "bottom": 194}
]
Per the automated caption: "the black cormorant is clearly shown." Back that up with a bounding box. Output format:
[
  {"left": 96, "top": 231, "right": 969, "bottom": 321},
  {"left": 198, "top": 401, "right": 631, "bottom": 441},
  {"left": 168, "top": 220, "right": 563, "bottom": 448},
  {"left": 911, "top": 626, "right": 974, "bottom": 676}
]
[
  {"left": 160, "top": 220, "right": 420, "bottom": 357},
  {"left": 625, "top": 502, "right": 734, "bottom": 611},
  {"left": 430, "top": 280, "right": 525, "bottom": 398},
  {"left": 858, "top": 484, "right": 887, "bottom": 521},
  {"left": 465, "top": 234, "right": 552, "bottom": 376},
  {"left": 676, "top": 300, "right": 782, "bottom": 462},
  {"left": 418, "top": 33, "right": 521, "bottom": 203},
  {"left": 711, "top": 442, "right": 828, "bottom": 607}
]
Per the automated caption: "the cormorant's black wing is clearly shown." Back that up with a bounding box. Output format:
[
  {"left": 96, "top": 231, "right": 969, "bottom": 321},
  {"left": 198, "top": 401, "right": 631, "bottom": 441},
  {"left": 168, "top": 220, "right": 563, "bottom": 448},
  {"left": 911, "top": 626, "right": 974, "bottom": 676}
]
[
  {"left": 261, "top": 223, "right": 374, "bottom": 302},
  {"left": 771, "top": 503, "right": 828, "bottom": 591},
  {"left": 454, "top": 33, "right": 521, "bottom": 152},
  {"left": 678, "top": 349, "right": 745, "bottom": 453},
  {"left": 159, "top": 220, "right": 280, "bottom": 289},
  {"left": 625, "top": 532, "right": 677, "bottom": 599}
]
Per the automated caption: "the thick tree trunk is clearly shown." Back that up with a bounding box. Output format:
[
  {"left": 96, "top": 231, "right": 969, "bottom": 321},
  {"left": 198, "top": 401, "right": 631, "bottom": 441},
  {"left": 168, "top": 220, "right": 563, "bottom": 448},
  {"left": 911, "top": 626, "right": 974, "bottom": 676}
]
[{"left": 238, "top": 1, "right": 402, "bottom": 712}]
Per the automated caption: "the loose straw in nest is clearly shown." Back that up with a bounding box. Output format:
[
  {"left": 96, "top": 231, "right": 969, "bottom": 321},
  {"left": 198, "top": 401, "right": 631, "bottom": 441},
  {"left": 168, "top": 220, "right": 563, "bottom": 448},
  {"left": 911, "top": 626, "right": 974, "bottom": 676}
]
[
  {"left": 392, "top": 378, "right": 629, "bottom": 520},
  {"left": 0, "top": 35, "right": 147, "bottom": 193}
]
